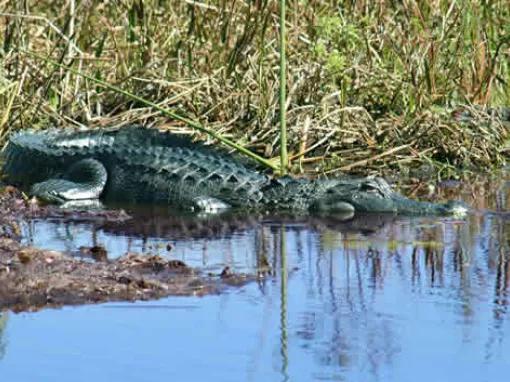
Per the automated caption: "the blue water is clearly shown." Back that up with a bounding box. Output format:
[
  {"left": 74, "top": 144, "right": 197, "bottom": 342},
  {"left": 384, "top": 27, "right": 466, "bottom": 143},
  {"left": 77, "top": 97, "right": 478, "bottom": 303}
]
[{"left": 1, "top": 183, "right": 510, "bottom": 381}]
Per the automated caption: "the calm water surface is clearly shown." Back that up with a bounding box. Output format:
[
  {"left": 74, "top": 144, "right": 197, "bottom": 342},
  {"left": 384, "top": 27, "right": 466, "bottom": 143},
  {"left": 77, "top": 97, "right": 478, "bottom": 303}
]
[{"left": 1, "top": 178, "right": 510, "bottom": 381}]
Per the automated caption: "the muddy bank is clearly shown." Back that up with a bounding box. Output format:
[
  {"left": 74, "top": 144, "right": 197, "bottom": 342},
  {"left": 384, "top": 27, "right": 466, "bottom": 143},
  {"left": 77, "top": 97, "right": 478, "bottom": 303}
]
[{"left": 0, "top": 188, "right": 259, "bottom": 312}]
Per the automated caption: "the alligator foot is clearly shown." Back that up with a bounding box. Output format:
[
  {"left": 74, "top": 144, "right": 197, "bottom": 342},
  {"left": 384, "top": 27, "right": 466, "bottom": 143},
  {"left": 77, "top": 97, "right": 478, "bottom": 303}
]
[
  {"left": 191, "top": 196, "right": 230, "bottom": 214},
  {"left": 30, "top": 159, "right": 107, "bottom": 204}
]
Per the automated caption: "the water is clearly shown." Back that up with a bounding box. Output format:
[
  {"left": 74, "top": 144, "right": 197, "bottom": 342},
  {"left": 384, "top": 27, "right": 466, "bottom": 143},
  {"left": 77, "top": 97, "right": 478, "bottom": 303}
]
[{"left": 1, "top": 178, "right": 510, "bottom": 381}]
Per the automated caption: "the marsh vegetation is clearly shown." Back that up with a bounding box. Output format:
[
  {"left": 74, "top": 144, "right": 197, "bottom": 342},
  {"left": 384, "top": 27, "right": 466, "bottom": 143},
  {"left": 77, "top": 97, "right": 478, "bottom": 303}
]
[{"left": 0, "top": 1, "right": 509, "bottom": 176}]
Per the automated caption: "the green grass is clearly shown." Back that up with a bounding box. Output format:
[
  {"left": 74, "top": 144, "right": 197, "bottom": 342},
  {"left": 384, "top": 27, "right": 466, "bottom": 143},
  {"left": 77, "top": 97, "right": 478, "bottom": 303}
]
[
  {"left": 279, "top": 0, "right": 288, "bottom": 175},
  {"left": 0, "top": 0, "right": 509, "bottom": 177}
]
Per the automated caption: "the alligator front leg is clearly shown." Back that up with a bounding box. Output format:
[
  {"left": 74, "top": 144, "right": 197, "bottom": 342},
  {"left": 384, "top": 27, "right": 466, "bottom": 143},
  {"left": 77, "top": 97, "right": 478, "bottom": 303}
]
[
  {"left": 191, "top": 196, "right": 230, "bottom": 214},
  {"left": 30, "top": 159, "right": 107, "bottom": 205}
]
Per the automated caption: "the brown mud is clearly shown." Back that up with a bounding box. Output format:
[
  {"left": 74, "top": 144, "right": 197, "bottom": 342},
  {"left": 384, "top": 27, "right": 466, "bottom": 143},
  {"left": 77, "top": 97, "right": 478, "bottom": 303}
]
[{"left": 0, "top": 187, "right": 259, "bottom": 313}]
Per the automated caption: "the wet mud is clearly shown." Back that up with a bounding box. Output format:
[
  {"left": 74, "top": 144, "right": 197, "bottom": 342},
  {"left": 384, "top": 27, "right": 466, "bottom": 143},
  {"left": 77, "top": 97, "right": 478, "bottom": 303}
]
[{"left": 0, "top": 188, "right": 258, "bottom": 312}]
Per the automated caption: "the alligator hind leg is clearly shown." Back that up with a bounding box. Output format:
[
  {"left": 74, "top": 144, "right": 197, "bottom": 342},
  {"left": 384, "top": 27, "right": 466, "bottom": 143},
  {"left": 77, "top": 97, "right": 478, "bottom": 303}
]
[{"left": 30, "top": 159, "right": 107, "bottom": 204}]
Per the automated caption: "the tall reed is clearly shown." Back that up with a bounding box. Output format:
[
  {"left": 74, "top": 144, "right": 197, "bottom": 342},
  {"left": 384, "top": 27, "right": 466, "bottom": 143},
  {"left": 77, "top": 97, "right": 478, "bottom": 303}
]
[{"left": 279, "top": 0, "right": 288, "bottom": 175}]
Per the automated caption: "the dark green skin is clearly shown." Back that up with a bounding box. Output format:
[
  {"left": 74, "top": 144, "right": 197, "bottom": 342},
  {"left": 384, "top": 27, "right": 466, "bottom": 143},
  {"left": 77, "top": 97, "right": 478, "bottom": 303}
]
[{"left": 2, "top": 126, "right": 468, "bottom": 216}]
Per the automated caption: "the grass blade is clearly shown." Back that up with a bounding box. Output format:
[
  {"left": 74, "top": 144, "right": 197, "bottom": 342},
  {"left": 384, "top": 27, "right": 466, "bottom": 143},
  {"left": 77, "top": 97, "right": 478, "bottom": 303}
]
[{"left": 279, "top": 0, "right": 288, "bottom": 175}]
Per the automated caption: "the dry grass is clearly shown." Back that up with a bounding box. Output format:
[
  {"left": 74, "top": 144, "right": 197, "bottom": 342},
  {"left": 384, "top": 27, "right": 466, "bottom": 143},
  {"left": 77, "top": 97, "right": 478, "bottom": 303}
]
[{"left": 0, "top": 0, "right": 509, "bottom": 177}]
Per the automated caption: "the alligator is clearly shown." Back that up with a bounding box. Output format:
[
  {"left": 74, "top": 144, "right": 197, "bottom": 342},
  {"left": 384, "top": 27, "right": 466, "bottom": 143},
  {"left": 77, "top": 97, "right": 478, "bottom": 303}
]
[{"left": 2, "top": 126, "right": 468, "bottom": 216}]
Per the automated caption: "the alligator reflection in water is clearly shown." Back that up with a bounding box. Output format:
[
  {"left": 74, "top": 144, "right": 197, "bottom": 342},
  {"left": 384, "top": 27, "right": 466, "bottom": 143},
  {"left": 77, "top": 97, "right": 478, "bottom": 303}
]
[
  {"left": 22, "top": 210, "right": 447, "bottom": 269},
  {"left": 15, "top": 193, "right": 510, "bottom": 379}
]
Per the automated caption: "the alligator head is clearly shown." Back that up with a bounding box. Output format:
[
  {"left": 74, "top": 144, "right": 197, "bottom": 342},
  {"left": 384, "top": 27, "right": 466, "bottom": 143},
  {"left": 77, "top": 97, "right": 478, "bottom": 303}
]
[{"left": 311, "top": 177, "right": 468, "bottom": 217}]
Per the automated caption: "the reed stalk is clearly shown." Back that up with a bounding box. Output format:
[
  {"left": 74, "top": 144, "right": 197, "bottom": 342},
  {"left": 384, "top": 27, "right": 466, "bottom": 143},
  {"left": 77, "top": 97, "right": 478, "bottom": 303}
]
[{"left": 279, "top": 0, "right": 288, "bottom": 176}]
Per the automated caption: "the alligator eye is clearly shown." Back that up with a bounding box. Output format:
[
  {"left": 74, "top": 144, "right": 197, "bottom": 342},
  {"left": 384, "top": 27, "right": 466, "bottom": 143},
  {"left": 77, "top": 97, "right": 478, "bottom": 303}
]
[{"left": 360, "top": 184, "right": 374, "bottom": 191}]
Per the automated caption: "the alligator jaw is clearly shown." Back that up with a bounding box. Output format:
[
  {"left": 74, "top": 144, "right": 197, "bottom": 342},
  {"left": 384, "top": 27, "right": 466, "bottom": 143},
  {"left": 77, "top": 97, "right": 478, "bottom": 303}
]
[
  {"left": 328, "top": 192, "right": 470, "bottom": 217},
  {"left": 385, "top": 196, "right": 470, "bottom": 217}
]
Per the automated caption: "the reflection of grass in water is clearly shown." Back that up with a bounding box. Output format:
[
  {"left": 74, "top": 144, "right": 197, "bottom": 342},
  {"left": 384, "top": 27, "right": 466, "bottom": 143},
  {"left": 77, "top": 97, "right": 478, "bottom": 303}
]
[
  {"left": 279, "top": 225, "right": 289, "bottom": 381},
  {"left": 0, "top": 312, "right": 7, "bottom": 359},
  {"left": 319, "top": 229, "right": 444, "bottom": 252}
]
